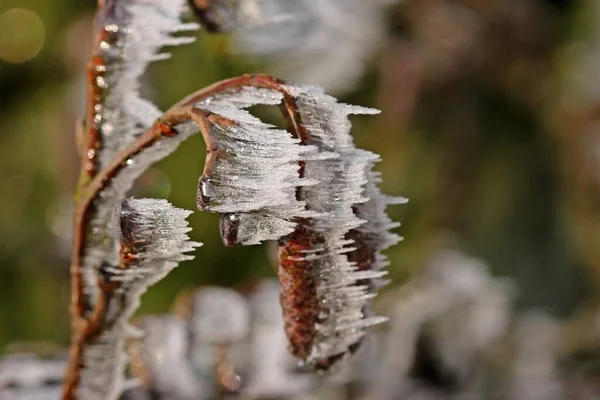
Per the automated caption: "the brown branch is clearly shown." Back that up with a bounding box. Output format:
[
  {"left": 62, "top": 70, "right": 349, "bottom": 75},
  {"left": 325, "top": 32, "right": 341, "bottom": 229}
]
[{"left": 65, "top": 74, "right": 308, "bottom": 399}]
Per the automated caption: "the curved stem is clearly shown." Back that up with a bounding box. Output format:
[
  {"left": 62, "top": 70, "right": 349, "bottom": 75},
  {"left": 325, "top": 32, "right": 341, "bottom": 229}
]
[{"left": 65, "top": 75, "right": 307, "bottom": 399}]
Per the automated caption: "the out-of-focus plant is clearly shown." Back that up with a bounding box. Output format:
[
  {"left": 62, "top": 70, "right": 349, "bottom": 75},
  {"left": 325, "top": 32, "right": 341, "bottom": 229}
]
[{"left": 188, "top": 0, "right": 401, "bottom": 93}]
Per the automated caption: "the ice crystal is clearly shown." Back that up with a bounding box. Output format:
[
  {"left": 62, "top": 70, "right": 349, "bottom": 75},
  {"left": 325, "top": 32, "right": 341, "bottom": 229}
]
[
  {"left": 277, "top": 84, "right": 397, "bottom": 366},
  {"left": 196, "top": 103, "right": 329, "bottom": 245},
  {"left": 93, "top": 0, "right": 198, "bottom": 169},
  {"left": 78, "top": 199, "right": 199, "bottom": 400}
]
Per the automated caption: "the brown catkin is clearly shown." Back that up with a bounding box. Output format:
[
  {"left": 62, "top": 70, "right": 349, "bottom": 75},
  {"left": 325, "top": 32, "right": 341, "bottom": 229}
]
[{"left": 277, "top": 221, "right": 320, "bottom": 360}]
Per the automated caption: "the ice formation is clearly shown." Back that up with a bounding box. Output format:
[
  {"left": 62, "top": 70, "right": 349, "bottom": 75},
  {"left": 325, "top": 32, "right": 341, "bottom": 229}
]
[
  {"left": 272, "top": 84, "right": 400, "bottom": 369},
  {"left": 75, "top": 0, "right": 400, "bottom": 391},
  {"left": 195, "top": 92, "right": 332, "bottom": 244},
  {"left": 78, "top": 199, "right": 199, "bottom": 400},
  {"left": 373, "top": 250, "right": 514, "bottom": 399},
  {"left": 89, "top": 0, "right": 198, "bottom": 171},
  {"left": 127, "top": 282, "right": 316, "bottom": 399},
  {"left": 189, "top": 287, "right": 251, "bottom": 343},
  {"left": 81, "top": 0, "right": 199, "bottom": 312}
]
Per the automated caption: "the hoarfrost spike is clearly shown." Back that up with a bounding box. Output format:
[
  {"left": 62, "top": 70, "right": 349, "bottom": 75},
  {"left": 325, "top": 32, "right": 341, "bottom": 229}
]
[{"left": 77, "top": 199, "right": 200, "bottom": 400}]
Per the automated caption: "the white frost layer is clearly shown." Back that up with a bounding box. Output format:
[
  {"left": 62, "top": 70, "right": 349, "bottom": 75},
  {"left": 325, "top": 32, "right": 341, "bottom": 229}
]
[
  {"left": 196, "top": 88, "right": 336, "bottom": 245},
  {"left": 82, "top": 123, "right": 198, "bottom": 308},
  {"left": 95, "top": 0, "right": 198, "bottom": 169},
  {"left": 79, "top": 199, "right": 200, "bottom": 400},
  {"left": 286, "top": 84, "right": 391, "bottom": 365},
  {"left": 374, "top": 250, "right": 513, "bottom": 399}
]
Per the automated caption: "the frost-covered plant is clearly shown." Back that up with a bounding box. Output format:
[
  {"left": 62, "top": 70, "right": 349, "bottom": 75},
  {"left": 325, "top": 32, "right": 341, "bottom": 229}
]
[
  {"left": 64, "top": 0, "right": 402, "bottom": 399},
  {"left": 371, "top": 250, "right": 514, "bottom": 399}
]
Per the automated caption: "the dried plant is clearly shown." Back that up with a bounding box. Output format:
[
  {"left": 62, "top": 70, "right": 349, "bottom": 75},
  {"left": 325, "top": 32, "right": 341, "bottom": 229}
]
[{"left": 62, "top": 0, "right": 401, "bottom": 398}]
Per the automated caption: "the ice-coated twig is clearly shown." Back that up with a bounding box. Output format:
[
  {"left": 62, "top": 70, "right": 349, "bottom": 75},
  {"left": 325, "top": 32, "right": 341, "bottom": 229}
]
[
  {"left": 76, "top": 0, "right": 197, "bottom": 322},
  {"left": 82, "top": 0, "right": 198, "bottom": 178},
  {"left": 66, "top": 199, "right": 200, "bottom": 400},
  {"left": 65, "top": 0, "right": 396, "bottom": 390},
  {"left": 275, "top": 84, "right": 402, "bottom": 370}
]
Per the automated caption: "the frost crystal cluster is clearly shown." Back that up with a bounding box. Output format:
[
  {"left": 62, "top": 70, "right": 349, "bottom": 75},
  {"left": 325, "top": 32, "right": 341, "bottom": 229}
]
[
  {"left": 278, "top": 85, "right": 399, "bottom": 367},
  {"left": 79, "top": 199, "right": 199, "bottom": 400},
  {"left": 195, "top": 86, "right": 330, "bottom": 245},
  {"left": 88, "top": 0, "right": 198, "bottom": 169},
  {"left": 65, "top": 0, "right": 402, "bottom": 398}
]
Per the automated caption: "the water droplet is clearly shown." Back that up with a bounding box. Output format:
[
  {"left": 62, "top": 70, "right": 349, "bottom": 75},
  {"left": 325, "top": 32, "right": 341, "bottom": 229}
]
[
  {"left": 220, "top": 213, "right": 241, "bottom": 247},
  {"left": 96, "top": 76, "right": 107, "bottom": 88},
  {"left": 197, "top": 177, "right": 215, "bottom": 209},
  {"left": 104, "top": 24, "right": 119, "bottom": 33},
  {"left": 126, "top": 159, "right": 134, "bottom": 166}
]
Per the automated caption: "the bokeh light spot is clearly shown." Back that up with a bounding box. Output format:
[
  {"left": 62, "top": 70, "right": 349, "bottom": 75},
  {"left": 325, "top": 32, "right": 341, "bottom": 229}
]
[{"left": 0, "top": 8, "right": 45, "bottom": 64}]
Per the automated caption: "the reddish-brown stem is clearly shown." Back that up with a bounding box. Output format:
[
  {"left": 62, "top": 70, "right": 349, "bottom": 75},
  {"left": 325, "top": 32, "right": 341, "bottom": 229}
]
[
  {"left": 82, "top": 0, "right": 118, "bottom": 181},
  {"left": 66, "top": 74, "right": 308, "bottom": 399}
]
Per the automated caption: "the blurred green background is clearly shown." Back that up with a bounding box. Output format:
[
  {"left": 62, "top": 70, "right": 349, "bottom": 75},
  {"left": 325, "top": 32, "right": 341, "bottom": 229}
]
[{"left": 1, "top": 0, "right": 598, "bottom": 351}]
